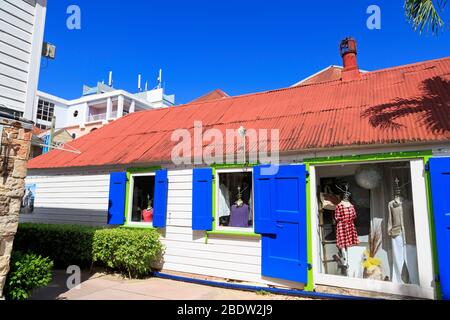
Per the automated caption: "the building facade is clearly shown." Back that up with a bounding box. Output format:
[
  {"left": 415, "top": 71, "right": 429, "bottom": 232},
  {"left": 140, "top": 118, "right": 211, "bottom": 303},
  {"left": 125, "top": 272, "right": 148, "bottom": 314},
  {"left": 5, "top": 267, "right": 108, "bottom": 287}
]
[
  {"left": 23, "top": 44, "right": 450, "bottom": 299},
  {"left": 35, "top": 83, "right": 175, "bottom": 139}
]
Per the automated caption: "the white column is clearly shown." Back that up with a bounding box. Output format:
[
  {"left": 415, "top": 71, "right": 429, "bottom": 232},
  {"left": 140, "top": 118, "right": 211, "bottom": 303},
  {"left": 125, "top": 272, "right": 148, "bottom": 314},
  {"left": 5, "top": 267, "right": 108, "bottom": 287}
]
[
  {"left": 106, "top": 97, "right": 112, "bottom": 119},
  {"left": 130, "top": 100, "right": 136, "bottom": 113},
  {"left": 118, "top": 95, "right": 124, "bottom": 118}
]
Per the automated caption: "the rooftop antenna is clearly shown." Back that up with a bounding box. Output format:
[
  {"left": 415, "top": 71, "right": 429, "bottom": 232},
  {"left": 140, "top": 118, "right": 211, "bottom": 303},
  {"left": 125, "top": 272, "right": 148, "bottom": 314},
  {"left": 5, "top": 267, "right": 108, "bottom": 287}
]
[
  {"left": 157, "top": 69, "right": 162, "bottom": 89},
  {"left": 138, "top": 74, "right": 142, "bottom": 92},
  {"left": 108, "top": 71, "right": 113, "bottom": 87}
]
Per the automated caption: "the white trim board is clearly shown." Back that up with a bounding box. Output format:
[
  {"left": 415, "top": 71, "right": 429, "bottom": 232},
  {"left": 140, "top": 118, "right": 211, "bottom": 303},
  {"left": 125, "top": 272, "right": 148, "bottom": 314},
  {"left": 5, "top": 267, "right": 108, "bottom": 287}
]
[
  {"left": 126, "top": 172, "right": 156, "bottom": 226},
  {"left": 214, "top": 167, "right": 255, "bottom": 233}
]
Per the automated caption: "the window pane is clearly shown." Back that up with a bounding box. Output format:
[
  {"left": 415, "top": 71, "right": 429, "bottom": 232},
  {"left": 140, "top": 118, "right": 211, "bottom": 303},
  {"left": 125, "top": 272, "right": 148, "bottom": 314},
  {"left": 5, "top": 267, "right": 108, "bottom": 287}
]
[
  {"left": 217, "top": 171, "right": 253, "bottom": 229},
  {"left": 130, "top": 176, "right": 155, "bottom": 224},
  {"left": 316, "top": 161, "right": 419, "bottom": 285}
]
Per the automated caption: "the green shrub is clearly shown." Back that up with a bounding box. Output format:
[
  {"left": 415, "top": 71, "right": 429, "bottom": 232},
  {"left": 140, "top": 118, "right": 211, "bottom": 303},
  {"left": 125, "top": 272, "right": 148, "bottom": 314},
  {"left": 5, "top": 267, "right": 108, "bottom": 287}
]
[
  {"left": 5, "top": 252, "right": 53, "bottom": 300},
  {"left": 15, "top": 223, "right": 164, "bottom": 279},
  {"left": 92, "top": 228, "right": 164, "bottom": 278},
  {"left": 14, "top": 223, "right": 97, "bottom": 268}
]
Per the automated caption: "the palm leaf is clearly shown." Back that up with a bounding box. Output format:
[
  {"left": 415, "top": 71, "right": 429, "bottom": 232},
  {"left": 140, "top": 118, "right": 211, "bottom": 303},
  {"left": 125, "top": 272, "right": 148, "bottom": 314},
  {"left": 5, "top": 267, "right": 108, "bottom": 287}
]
[{"left": 405, "top": 0, "right": 447, "bottom": 34}]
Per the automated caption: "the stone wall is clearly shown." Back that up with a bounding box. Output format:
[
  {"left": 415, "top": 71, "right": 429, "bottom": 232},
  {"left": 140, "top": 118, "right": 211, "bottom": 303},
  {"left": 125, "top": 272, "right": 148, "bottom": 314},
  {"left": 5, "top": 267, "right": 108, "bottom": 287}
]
[{"left": 0, "top": 117, "right": 32, "bottom": 299}]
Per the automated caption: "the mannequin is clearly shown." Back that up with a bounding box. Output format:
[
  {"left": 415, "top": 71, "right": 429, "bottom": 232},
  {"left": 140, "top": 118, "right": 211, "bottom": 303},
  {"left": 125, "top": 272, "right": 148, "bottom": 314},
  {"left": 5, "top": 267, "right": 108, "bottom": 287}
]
[
  {"left": 141, "top": 197, "right": 153, "bottom": 223},
  {"left": 230, "top": 186, "right": 250, "bottom": 227},
  {"left": 334, "top": 184, "right": 359, "bottom": 272},
  {"left": 388, "top": 178, "right": 418, "bottom": 284}
]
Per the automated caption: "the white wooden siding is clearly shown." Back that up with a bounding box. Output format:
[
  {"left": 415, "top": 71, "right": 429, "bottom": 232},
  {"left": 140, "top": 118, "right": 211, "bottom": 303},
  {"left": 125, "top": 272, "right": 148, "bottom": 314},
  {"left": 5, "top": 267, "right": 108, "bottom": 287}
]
[
  {"left": 160, "top": 169, "right": 302, "bottom": 288},
  {"left": 23, "top": 168, "right": 303, "bottom": 288},
  {"left": 0, "top": 0, "right": 45, "bottom": 117},
  {"left": 20, "top": 173, "right": 110, "bottom": 226}
]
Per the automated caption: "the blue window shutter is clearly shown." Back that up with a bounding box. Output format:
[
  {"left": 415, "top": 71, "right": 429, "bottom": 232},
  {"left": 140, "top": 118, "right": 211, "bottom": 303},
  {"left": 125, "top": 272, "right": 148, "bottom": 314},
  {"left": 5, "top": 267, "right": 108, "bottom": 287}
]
[
  {"left": 192, "top": 168, "right": 213, "bottom": 231},
  {"left": 255, "top": 164, "right": 308, "bottom": 284},
  {"left": 153, "top": 169, "right": 169, "bottom": 228},
  {"left": 254, "top": 165, "right": 276, "bottom": 235},
  {"left": 108, "top": 172, "right": 127, "bottom": 225},
  {"left": 429, "top": 158, "right": 450, "bottom": 300}
]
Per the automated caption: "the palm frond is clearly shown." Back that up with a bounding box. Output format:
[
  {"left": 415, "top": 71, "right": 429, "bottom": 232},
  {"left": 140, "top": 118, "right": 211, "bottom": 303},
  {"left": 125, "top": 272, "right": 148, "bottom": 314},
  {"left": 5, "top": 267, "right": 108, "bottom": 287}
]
[{"left": 405, "top": 0, "right": 446, "bottom": 35}]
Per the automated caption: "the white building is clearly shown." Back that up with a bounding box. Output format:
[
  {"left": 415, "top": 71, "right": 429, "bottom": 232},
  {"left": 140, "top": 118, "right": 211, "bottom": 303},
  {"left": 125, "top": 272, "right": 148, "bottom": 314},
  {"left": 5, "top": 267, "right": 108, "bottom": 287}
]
[
  {"left": 35, "top": 81, "right": 175, "bottom": 139},
  {"left": 0, "top": 0, "right": 47, "bottom": 120}
]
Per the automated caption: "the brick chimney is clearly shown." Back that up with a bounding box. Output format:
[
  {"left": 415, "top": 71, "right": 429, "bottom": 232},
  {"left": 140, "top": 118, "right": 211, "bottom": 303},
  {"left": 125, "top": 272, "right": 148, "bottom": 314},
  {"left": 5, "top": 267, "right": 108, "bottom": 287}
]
[{"left": 340, "top": 37, "right": 361, "bottom": 81}]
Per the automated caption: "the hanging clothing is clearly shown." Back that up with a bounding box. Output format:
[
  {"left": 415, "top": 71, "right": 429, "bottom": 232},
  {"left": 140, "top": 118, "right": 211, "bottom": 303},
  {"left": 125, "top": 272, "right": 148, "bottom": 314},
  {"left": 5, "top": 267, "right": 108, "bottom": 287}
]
[
  {"left": 391, "top": 233, "right": 419, "bottom": 284},
  {"left": 218, "top": 184, "right": 231, "bottom": 218},
  {"left": 230, "top": 204, "right": 250, "bottom": 227},
  {"left": 142, "top": 208, "right": 153, "bottom": 223},
  {"left": 335, "top": 202, "right": 359, "bottom": 249},
  {"left": 388, "top": 199, "right": 416, "bottom": 245}
]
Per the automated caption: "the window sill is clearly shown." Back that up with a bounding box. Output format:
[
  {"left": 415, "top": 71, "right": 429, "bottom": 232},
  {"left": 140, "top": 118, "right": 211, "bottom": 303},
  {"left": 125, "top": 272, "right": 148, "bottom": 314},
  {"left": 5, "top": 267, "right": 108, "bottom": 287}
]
[
  {"left": 207, "top": 230, "right": 261, "bottom": 238},
  {"left": 121, "top": 224, "right": 156, "bottom": 230}
]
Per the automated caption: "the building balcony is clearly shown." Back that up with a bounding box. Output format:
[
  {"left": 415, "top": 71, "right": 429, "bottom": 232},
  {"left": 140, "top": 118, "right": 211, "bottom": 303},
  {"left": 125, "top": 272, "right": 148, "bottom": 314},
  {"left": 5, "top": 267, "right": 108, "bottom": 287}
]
[{"left": 86, "top": 111, "right": 118, "bottom": 123}]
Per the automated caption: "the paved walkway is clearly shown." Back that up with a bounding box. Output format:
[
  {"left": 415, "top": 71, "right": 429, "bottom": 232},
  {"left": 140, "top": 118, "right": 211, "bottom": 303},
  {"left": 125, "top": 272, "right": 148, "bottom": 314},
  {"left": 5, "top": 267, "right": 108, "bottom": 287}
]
[{"left": 30, "top": 271, "right": 308, "bottom": 300}]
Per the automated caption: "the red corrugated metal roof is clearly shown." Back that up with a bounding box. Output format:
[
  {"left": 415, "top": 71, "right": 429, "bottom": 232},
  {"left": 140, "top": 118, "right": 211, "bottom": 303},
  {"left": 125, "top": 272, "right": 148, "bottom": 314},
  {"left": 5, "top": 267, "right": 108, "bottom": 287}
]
[
  {"left": 294, "top": 66, "right": 344, "bottom": 86},
  {"left": 29, "top": 57, "right": 450, "bottom": 170},
  {"left": 190, "top": 88, "right": 229, "bottom": 103}
]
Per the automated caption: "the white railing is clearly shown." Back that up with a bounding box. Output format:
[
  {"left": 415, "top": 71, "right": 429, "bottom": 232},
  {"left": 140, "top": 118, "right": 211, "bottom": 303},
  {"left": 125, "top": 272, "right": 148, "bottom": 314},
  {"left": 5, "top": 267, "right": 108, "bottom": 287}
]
[
  {"left": 109, "top": 111, "right": 118, "bottom": 119},
  {"left": 87, "top": 113, "right": 107, "bottom": 122},
  {"left": 86, "top": 111, "right": 119, "bottom": 122}
]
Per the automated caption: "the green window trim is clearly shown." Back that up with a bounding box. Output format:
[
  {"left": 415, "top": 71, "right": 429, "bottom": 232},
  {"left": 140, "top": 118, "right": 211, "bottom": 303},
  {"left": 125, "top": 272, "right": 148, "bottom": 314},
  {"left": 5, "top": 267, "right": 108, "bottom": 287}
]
[
  {"left": 303, "top": 150, "right": 432, "bottom": 165},
  {"left": 206, "top": 230, "right": 261, "bottom": 238},
  {"left": 123, "top": 166, "right": 162, "bottom": 227},
  {"left": 119, "top": 225, "right": 157, "bottom": 230},
  {"left": 424, "top": 155, "right": 442, "bottom": 299},
  {"left": 210, "top": 164, "right": 258, "bottom": 237},
  {"left": 303, "top": 150, "right": 439, "bottom": 295}
]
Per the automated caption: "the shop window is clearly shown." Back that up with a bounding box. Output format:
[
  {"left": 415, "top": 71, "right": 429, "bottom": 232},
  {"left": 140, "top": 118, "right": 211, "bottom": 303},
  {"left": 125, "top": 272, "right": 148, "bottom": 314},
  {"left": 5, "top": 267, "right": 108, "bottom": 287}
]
[
  {"left": 315, "top": 161, "right": 419, "bottom": 285},
  {"left": 128, "top": 174, "right": 156, "bottom": 225},
  {"left": 215, "top": 169, "right": 253, "bottom": 231}
]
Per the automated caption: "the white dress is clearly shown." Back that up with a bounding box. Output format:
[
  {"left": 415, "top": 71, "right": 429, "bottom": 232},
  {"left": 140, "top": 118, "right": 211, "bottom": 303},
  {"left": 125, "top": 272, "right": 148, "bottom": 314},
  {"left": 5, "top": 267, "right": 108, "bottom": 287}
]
[{"left": 218, "top": 184, "right": 231, "bottom": 218}]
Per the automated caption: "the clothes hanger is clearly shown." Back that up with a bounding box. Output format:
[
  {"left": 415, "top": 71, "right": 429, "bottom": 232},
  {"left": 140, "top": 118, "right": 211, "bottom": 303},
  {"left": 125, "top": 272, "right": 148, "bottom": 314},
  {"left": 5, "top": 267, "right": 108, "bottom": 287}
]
[{"left": 335, "top": 183, "right": 352, "bottom": 202}]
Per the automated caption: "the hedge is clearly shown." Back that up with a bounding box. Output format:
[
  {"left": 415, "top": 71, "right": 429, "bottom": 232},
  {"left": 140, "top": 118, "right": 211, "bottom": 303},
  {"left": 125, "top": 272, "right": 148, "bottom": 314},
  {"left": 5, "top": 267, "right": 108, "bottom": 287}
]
[
  {"left": 14, "top": 224, "right": 97, "bottom": 268},
  {"left": 14, "top": 223, "right": 164, "bottom": 277},
  {"left": 4, "top": 252, "right": 53, "bottom": 300},
  {"left": 93, "top": 228, "right": 164, "bottom": 278}
]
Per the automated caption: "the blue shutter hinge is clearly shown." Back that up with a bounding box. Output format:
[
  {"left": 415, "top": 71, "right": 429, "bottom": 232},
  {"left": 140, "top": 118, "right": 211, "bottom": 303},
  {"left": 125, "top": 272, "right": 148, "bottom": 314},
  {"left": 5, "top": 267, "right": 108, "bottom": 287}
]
[
  {"left": 307, "top": 263, "right": 312, "bottom": 271},
  {"left": 424, "top": 163, "right": 430, "bottom": 172}
]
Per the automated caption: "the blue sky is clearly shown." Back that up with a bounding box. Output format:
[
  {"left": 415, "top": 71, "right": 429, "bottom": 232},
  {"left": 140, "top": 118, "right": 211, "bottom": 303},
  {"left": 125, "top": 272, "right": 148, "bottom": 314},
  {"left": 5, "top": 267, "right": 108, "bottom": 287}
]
[{"left": 38, "top": 0, "right": 450, "bottom": 104}]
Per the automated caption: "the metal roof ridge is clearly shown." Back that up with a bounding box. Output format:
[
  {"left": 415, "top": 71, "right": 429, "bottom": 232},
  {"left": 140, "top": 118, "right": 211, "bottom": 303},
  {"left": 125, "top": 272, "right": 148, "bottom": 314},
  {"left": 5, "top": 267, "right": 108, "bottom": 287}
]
[{"left": 128, "top": 56, "right": 450, "bottom": 115}]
